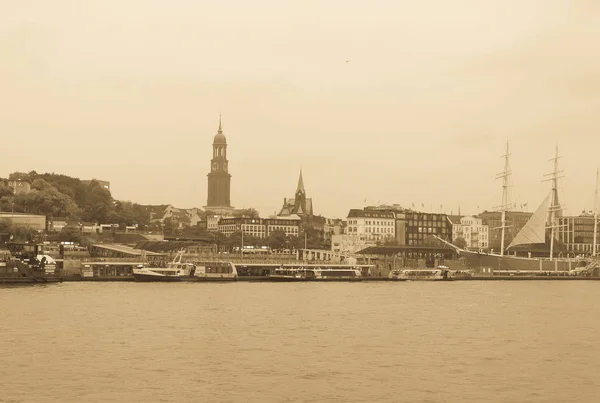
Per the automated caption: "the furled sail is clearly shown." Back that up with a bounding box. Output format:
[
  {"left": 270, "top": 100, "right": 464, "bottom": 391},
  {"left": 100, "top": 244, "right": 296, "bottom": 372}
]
[{"left": 507, "top": 193, "right": 550, "bottom": 249}]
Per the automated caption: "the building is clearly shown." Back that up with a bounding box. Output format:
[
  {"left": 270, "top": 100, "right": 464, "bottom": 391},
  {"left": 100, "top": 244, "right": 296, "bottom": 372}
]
[
  {"left": 558, "top": 212, "right": 599, "bottom": 255},
  {"left": 204, "top": 116, "right": 234, "bottom": 215},
  {"left": 217, "top": 215, "right": 301, "bottom": 238},
  {"left": 346, "top": 209, "right": 396, "bottom": 241},
  {"left": 206, "top": 215, "right": 220, "bottom": 232},
  {"left": 279, "top": 170, "right": 313, "bottom": 218},
  {"left": 332, "top": 209, "right": 396, "bottom": 253},
  {"left": 144, "top": 204, "right": 203, "bottom": 228},
  {"left": 0, "top": 212, "right": 45, "bottom": 231},
  {"left": 219, "top": 217, "right": 265, "bottom": 237},
  {"left": 451, "top": 216, "right": 489, "bottom": 250},
  {"left": 265, "top": 215, "right": 302, "bottom": 237},
  {"left": 48, "top": 216, "right": 68, "bottom": 232},
  {"left": 478, "top": 210, "right": 533, "bottom": 253},
  {"left": 7, "top": 180, "right": 31, "bottom": 195},
  {"left": 395, "top": 210, "right": 452, "bottom": 247}
]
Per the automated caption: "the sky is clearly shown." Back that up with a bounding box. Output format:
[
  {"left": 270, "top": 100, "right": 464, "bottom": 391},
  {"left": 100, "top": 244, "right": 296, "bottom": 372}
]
[{"left": 1, "top": 0, "right": 600, "bottom": 219}]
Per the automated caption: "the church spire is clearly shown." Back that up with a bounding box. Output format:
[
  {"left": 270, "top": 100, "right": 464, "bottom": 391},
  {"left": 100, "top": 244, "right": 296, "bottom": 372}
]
[
  {"left": 218, "top": 114, "right": 223, "bottom": 133},
  {"left": 296, "top": 169, "right": 305, "bottom": 194}
]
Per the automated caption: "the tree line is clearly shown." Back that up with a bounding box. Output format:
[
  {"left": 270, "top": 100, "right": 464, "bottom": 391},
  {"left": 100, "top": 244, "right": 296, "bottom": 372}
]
[{"left": 0, "top": 171, "right": 151, "bottom": 226}]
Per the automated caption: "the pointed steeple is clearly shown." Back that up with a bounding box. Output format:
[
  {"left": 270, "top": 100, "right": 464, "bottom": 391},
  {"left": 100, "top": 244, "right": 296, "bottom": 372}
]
[
  {"left": 296, "top": 169, "right": 305, "bottom": 194},
  {"left": 213, "top": 114, "right": 226, "bottom": 144}
]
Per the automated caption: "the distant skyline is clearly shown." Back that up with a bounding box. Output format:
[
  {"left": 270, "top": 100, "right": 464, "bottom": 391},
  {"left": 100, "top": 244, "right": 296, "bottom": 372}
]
[{"left": 2, "top": 1, "right": 599, "bottom": 218}]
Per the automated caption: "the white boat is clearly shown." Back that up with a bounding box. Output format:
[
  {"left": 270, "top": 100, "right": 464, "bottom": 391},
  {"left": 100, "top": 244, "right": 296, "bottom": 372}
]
[
  {"left": 268, "top": 264, "right": 363, "bottom": 281},
  {"left": 388, "top": 266, "right": 454, "bottom": 281},
  {"left": 192, "top": 261, "right": 238, "bottom": 281}
]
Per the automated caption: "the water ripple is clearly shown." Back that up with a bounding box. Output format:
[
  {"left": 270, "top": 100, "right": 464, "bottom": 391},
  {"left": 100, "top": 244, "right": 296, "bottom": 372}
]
[{"left": 1, "top": 282, "right": 600, "bottom": 402}]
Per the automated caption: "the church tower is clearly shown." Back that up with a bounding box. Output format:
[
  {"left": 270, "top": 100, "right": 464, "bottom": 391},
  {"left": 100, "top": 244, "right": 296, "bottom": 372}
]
[
  {"left": 204, "top": 116, "right": 234, "bottom": 214},
  {"left": 294, "top": 169, "right": 307, "bottom": 215}
]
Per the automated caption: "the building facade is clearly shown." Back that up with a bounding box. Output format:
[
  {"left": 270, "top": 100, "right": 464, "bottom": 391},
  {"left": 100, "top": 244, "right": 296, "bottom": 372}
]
[
  {"left": 144, "top": 204, "right": 203, "bottom": 228},
  {"left": 0, "top": 212, "right": 46, "bottom": 231},
  {"left": 558, "top": 213, "right": 599, "bottom": 255},
  {"left": 395, "top": 211, "right": 452, "bottom": 246},
  {"left": 217, "top": 215, "right": 301, "bottom": 238},
  {"left": 332, "top": 209, "right": 395, "bottom": 253},
  {"left": 7, "top": 180, "right": 31, "bottom": 195},
  {"left": 451, "top": 216, "right": 489, "bottom": 250},
  {"left": 265, "top": 215, "right": 302, "bottom": 237},
  {"left": 205, "top": 116, "right": 233, "bottom": 215}
]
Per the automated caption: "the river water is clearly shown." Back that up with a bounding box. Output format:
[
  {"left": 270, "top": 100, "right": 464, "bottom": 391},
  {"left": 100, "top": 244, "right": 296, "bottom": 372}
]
[{"left": 1, "top": 281, "right": 599, "bottom": 403}]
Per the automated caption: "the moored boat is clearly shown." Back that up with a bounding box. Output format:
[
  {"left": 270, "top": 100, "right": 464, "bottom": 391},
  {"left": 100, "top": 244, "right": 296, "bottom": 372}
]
[
  {"left": 439, "top": 145, "right": 592, "bottom": 273},
  {"left": 1, "top": 242, "right": 62, "bottom": 284},
  {"left": 133, "top": 250, "right": 238, "bottom": 282},
  {"left": 388, "top": 266, "right": 455, "bottom": 281},
  {"left": 267, "top": 264, "right": 364, "bottom": 281}
]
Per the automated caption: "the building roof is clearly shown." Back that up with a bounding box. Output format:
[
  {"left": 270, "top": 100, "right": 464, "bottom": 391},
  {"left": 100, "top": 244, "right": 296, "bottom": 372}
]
[
  {"left": 296, "top": 170, "right": 305, "bottom": 193},
  {"left": 272, "top": 214, "right": 302, "bottom": 221},
  {"left": 347, "top": 209, "right": 395, "bottom": 219},
  {"left": 213, "top": 116, "right": 227, "bottom": 145},
  {"left": 447, "top": 215, "right": 463, "bottom": 224},
  {"left": 0, "top": 211, "right": 44, "bottom": 217},
  {"left": 280, "top": 197, "right": 313, "bottom": 216},
  {"left": 356, "top": 245, "right": 456, "bottom": 255},
  {"left": 90, "top": 243, "right": 164, "bottom": 256},
  {"left": 143, "top": 204, "right": 170, "bottom": 216}
]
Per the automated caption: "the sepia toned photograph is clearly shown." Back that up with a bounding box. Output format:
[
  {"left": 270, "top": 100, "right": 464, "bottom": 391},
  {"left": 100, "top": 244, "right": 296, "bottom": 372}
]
[{"left": 1, "top": 1, "right": 599, "bottom": 402}]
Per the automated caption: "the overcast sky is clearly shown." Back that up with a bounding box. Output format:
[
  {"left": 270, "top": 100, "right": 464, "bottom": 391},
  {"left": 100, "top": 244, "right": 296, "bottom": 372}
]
[{"left": 2, "top": 0, "right": 599, "bottom": 218}]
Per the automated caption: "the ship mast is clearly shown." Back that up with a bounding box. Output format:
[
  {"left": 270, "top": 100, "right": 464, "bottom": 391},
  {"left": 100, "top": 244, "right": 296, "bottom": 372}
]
[
  {"left": 593, "top": 168, "right": 599, "bottom": 257},
  {"left": 543, "top": 146, "right": 564, "bottom": 260},
  {"left": 495, "top": 140, "right": 512, "bottom": 255}
]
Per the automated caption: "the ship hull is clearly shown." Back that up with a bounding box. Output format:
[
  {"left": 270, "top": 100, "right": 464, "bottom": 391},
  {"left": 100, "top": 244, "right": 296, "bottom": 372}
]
[
  {"left": 133, "top": 273, "right": 190, "bottom": 282},
  {"left": 0, "top": 276, "right": 63, "bottom": 284},
  {"left": 460, "top": 250, "right": 582, "bottom": 271},
  {"left": 265, "top": 276, "right": 362, "bottom": 282}
]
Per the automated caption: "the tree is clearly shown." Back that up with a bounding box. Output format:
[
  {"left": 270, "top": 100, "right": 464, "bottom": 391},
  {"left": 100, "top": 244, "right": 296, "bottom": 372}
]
[
  {"left": 12, "top": 187, "right": 79, "bottom": 219},
  {"left": 266, "top": 229, "right": 288, "bottom": 251},
  {"left": 232, "top": 208, "right": 260, "bottom": 218},
  {"left": 0, "top": 221, "right": 11, "bottom": 233},
  {"left": 453, "top": 236, "right": 467, "bottom": 249},
  {"left": 81, "top": 180, "right": 114, "bottom": 222},
  {"left": 179, "top": 225, "right": 212, "bottom": 240},
  {"left": 0, "top": 183, "right": 13, "bottom": 198},
  {"left": 56, "top": 225, "right": 83, "bottom": 243},
  {"left": 210, "top": 232, "right": 227, "bottom": 252},
  {"left": 224, "top": 231, "right": 261, "bottom": 252}
]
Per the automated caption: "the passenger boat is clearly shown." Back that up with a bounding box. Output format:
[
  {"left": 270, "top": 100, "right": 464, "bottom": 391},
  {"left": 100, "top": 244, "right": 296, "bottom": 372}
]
[
  {"left": 133, "top": 250, "right": 238, "bottom": 282},
  {"left": 267, "top": 264, "right": 363, "bottom": 281},
  {"left": 388, "top": 266, "right": 454, "bottom": 281},
  {"left": 191, "top": 261, "right": 238, "bottom": 281}
]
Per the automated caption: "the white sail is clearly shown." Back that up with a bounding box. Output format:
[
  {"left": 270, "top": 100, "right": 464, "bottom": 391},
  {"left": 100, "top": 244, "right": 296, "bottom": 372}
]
[{"left": 507, "top": 193, "right": 550, "bottom": 249}]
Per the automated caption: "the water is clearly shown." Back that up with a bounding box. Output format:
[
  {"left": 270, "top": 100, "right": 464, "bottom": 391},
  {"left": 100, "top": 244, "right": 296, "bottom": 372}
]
[{"left": 1, "top": 281, "right": 599, "bottom": 403}]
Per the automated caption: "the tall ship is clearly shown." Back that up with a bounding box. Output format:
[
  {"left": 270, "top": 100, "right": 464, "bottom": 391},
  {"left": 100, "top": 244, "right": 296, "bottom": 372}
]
[{"left": 439, "top": 143, "right": 593, "bottom": 272}]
